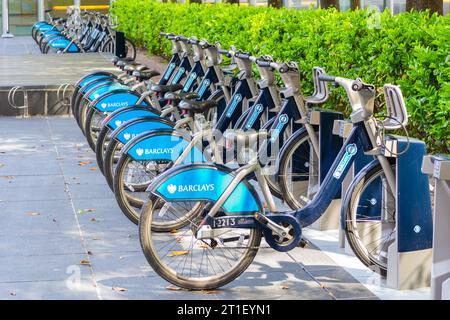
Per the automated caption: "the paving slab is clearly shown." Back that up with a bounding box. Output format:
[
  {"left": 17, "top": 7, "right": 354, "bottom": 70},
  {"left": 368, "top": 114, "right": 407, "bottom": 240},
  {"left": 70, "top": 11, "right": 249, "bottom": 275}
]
[
  {"left": 0, "top": 279, "right": 99, "bottom": 300},
  {"left": 0, "top": 116, "right": 379, "bottom": 300}
]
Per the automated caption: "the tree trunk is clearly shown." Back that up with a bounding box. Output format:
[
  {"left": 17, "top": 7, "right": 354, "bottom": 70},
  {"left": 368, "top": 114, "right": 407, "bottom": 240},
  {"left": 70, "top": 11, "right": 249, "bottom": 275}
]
[
  {"left": 406, "top": 0, "right": 443, "bottom": 14},
  {"left": 225, "top": 0, "right": 240, "bottom": 4},
  {"left": 350, "top": 0, "right": 360, "bottom": 10},
  {"left": 320, "top": 0, "right": 340, "bottom": 10},
  {"left": 190, "top": 0, "right": 202, "bottom": 3},
  {"left": 268, "top": 0, "right": 282, "bottom": 8}
]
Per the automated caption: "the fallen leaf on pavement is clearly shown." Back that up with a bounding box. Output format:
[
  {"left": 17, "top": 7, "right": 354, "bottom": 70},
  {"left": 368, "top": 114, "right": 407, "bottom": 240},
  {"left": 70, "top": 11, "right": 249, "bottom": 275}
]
[
  {"left": 0, "top": 163, "right": 4, "bottom": 168},
  {"left": 77, "top": 208, "right": 95, "bottom": 214},
  {"left": 2, "top": 176, "right": 14, "bottom": 180},
  {"left": 10, "top": 292, "right": 16, "bottom": 296},
  {"left": 92, "top": 237, "right": 101, "bottom": 241},
  {"left": 281, "top": 285, "right": 289, "bottom": 290},
  {"left": 166, "top": 286, "right": 183, "bottom": 291},
  {"left": 78, "top": 161, "right": 91, "bottom": 166},
  {"left": 201, "top": 290, "right": 218, "bottom": 295},
  {"left": 79, "top": 259, "right": 91, "bottom": 266},
  {"left": 87, "top": 251, "right": 93, "bottom": 255},
  {"left": 168, "top": 250, "right": 190, "bottom": 257},
  {"left": 89, "top": 167, "right": 98, "bottom": 171},
  {"left": 112, "top": 287, "right": 127, "bottom": 292},
  {"left": 90, "top": 218, "right": 96, "bottom": 222},
  {"left": 26, "top": 211, "right": 40, "bottom": 216}
]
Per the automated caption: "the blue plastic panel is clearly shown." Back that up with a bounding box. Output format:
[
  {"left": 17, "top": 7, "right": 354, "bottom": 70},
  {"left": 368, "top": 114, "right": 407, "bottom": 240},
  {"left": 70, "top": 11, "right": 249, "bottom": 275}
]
[
  {"left": 126, "top": 134, "right": 204, "bottom": 163},
  {"left": 155, "top": 167, "right": 260, "bottom": 213}
]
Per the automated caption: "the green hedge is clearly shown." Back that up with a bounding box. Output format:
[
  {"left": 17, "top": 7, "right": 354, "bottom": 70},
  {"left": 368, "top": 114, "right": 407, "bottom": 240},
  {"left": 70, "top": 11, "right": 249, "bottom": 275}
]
[{"left": 111, "top": 0, "right": 449, "bottom": 153}]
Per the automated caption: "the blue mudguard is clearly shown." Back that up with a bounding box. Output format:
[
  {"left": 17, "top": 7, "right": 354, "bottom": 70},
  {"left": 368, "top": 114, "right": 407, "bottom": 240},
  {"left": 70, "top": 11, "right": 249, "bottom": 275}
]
[
  {"left": 110, "top": 117, "right": 173, "bottom": 145},
  {"left": 86, "top": 83, "right": 126, "bottom": 101},
  {"left": 76, "top": 72, "right": 117, "bottom": 89},
  {"left": 90, "top": 89, "right": 147, "bottom": 112},
  {"left": 103, "top": 106, "right": 161, "bottom": 131},
  {"left": 149, "top": 163, "right": 262, "bottom": 214},
  {"left": 48, "top": 37, "right": 80, "bottom": 53},
  {"left": 37, "top": 24, "right": 54, "bottom": 32},
  {"left": 32, "top": 21, "right": 49, "bottom": 29},
  {"left": 122, "top": 129, "right": 204, "bottom": 163},
  {"left": 42, "top": 31, "right": 61, "bottom": 40}
]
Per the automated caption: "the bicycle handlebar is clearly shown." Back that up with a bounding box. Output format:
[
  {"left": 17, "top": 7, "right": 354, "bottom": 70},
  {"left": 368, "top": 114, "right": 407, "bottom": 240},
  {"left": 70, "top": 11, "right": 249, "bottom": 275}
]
[
  {"left": 318, "top": 74, "right": 374, "bottom": 92},
  {"left": 218, "top": 49, "right": 232, "bottom": 57},
  {"left": 318, "top": 74, "right": 337, "bottom": 83},
  {"left": 234, "top": 52, "right": 251, "bottom": 60}
]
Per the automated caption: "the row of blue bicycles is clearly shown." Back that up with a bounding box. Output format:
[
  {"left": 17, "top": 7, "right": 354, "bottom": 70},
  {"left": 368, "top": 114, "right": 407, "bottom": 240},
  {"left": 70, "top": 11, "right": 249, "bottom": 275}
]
[
  {"left": 70, "top": 32, "right": 427, "bottom": 290},
  {"left": 31, "top": 7, "right": 136, "bottom": 58}
]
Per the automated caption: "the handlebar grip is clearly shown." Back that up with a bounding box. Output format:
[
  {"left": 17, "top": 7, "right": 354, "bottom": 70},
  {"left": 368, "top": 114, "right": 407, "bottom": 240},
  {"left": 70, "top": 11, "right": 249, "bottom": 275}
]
[
  {"left": 235, "top": 52, "right": 251, "bottom": 60},
  {"left": 318, "top": 74, "right": 337, "bottom": 82},
  {"left": 256, "top": 59, "right": 272, "bottom": 68},
  {"left": 176, "top": 36, "right": 188, "bottom": 42}
]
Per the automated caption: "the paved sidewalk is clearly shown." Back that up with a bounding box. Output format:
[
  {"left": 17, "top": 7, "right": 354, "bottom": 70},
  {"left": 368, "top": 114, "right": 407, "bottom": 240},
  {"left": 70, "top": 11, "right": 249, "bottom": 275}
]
[{"left": 0, "top": 117, "right": 378, "bottom": 300}]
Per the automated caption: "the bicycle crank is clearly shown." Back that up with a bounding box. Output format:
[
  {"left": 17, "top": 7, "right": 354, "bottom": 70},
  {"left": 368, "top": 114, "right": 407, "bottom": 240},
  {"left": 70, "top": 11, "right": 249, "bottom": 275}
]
[{"left": 256, "top": 213, "right": 302, "bottom": 252}]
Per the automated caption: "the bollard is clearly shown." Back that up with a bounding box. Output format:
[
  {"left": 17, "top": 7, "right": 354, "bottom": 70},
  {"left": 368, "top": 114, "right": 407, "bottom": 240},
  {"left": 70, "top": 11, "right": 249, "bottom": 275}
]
[
  {"left": 115, "top": 31, "right": 126, "bottom": 58},
  {"left": 1, "top": 0, "right": 14, "bottom": 38},
  {"left": 422, "top": 154, "right": 450, "bottom": 299}
]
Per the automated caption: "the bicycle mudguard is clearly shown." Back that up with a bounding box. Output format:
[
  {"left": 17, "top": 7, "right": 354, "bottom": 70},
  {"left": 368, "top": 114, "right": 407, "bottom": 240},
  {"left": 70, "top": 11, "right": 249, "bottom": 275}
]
[
  {"left": 122, "top": 129, "right": 204, "bottom": 162},
  {"left": 103, "top": 106, "right": 161, "bottom": 131},
  {"left": 91, "top": 89, "right": 147, "bottom": 112},
  {"left": 86, "top": 83, "right": 125, "bottom": 101},
  {"left": 339, "top": 158, "right": 381, "bottom": 230},
  {"left": 48, "top": 38, "right": 80, "bottom": 53},
  {"left": 149, "top": 163, "right": 262, "bottom": 214},
  {"left": 42, "top": 30, "right": 61, "bottom": 38},
  {"left": 76, "top": 72, "right": 117, "bottom": 89},
  {"left": 32, "top": 21, "right": 49, "bottom": 28},
  {"left": 111, "top": 117, "right": 173, "bottom": 144},
  {"left": 37, "top": 24, "right": 54, "bottom": 32}
]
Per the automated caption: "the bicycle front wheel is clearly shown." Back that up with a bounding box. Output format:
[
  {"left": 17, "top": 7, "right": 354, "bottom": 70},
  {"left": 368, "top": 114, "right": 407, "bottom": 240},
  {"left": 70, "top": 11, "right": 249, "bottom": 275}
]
[
  {"left": 278, "top": 130, "right": 316, "bottom": 209},
  {"left": 344, "top": 162, "right": 397, "bottom": 276},
  {"left": 139, "top": 195, "right": 262, "bottom": 290}
]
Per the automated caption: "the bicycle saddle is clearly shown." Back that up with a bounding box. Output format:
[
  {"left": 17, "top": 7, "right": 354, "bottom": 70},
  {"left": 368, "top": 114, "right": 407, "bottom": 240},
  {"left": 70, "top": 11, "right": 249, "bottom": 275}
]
[
  {"left": 123, "top": 63, "right": 147, "bottom": 73},
  {"left": 178, "top": 100, "right": 217, "bottom": 114},
  {"left": 150, "top": 83, "right": 183, "bottom": 95},
  {"left": 163, "top": 91, "right": 198, "bottom": 103},
  {"left": 224, "top": 130, "right": 269, "bottom": 147},
  {"left": 111, "top": 57, "right": 134, "bottom": 66},
  {"left": 132, "top": 69, "right": 160, "bottom": 81},
  {"left": 116, "top": 60, "right": 138, "bottom": 69}
]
